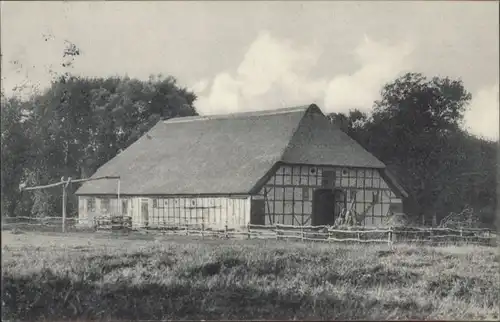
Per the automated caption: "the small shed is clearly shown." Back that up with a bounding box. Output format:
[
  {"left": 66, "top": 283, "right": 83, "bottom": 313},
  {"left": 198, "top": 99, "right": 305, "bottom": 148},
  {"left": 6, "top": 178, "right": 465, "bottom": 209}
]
[{"left": 75, "top": 104, "right": 407, "bottom": 229}]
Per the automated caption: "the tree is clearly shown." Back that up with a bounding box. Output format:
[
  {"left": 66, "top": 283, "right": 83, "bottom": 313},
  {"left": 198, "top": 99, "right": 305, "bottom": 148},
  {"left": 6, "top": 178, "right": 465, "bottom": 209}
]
[
  {"left": 331, "top": 72, "right": 497, "bottom": 227},
  {"left": 1, "top": 97, "right": 31, "bottom": 217},
  {"left": 328, "top": 109, "right": 368, "bottom": 134},
  {"left": 367, "top": 73, "right": 474, "bottom": 224}
]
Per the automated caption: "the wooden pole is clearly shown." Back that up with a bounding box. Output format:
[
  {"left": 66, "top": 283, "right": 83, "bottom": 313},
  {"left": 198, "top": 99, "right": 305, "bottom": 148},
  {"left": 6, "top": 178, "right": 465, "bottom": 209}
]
[
  {"left": 201, "top": 209, "right": 204, "bottom": 239},
  {"left": 62, "top": 176, "right": 66, "bottom": 233},
  {"left": 117, "top": 178, "right": 121, "bottom": 216},
  {"left": 21, "top": 175, "right": 121, "bottom": 191}
]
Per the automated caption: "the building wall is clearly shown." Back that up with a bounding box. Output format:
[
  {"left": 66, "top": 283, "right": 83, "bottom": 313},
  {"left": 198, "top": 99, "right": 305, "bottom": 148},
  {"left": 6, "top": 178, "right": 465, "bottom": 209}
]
[
  {"left": 77, "top": 165, "right": 403, "bottom": 229},
  {"left": 254, "top": 163, "right": 403, "bottom": 227},
  {"left": 77, "top": 195, "right": 251, "bottom": 229}
]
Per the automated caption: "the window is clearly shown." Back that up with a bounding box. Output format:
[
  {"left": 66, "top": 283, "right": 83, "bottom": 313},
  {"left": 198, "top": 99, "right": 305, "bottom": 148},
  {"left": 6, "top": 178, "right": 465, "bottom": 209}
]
[
  {"left": 87, "top": 197, "right": 96, "bottom": 212},
  {"left": 153, "top": 199, "right": 158, "bottom": 208},
  {"left": 100, "top": 198, "right": 110, "bottom": 213},
  {"left": 302, "top": 187, "right": 310, "bottom": 200}
]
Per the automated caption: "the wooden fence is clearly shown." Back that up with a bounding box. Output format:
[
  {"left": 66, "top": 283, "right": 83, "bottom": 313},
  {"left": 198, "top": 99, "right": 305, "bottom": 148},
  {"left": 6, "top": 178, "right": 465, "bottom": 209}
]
[{"left": 2, "top": 216, "right": 497, "bottom": 246}]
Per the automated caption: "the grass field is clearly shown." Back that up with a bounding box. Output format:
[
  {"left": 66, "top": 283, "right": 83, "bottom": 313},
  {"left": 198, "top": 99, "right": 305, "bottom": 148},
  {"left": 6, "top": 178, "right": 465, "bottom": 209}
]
[{"left": 2, "top": 231, "right": 499, "bottom": 320}]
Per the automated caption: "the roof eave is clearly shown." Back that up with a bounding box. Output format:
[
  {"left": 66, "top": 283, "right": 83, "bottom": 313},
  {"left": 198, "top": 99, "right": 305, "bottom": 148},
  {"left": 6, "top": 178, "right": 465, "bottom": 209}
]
[
  {"left": 379, "top": 169, "right": 409, "bottom": 198},
  {"left": 75, "top": 191, "right": 252, "bottom": 197}
]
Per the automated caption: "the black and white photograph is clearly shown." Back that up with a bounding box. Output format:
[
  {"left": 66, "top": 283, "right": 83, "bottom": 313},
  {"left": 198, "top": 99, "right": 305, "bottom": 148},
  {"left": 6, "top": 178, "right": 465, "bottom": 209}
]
[{"left": 1, "top": 1, "right": 499, "bottom": 320}]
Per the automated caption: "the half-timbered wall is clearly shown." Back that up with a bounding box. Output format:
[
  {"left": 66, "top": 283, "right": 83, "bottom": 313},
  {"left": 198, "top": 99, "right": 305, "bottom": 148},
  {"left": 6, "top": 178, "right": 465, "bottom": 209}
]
[
  {"left": 254, "top": 164, "right": 402, "bottom": 227},
  {"left": 77, "top": 195, "right": 251, "bottom": 229}
]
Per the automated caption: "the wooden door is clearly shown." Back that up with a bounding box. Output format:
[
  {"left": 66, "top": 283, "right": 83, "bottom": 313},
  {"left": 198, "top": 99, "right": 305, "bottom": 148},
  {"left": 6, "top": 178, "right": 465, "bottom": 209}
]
[
  {"left": 121, "top": 199, "right": 128, "bottom": 216},
  {"left": 250, "top": 199, "right": 265, "bottom": 225},
  {"left": 141, "top": 199, "right": 149, "bottom": 228}
]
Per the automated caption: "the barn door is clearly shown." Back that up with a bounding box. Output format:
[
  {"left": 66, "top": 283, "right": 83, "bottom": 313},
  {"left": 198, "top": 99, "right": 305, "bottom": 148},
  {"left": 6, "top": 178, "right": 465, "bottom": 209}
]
[
  {"left": 312, "top": 189, "right": 335, "bottom": 226},
  {"left": 141, "top": 199, "right": 149, "bottom": 228},
  {"left": 250, "top": 199, "right": 265, "bottom": 225}
]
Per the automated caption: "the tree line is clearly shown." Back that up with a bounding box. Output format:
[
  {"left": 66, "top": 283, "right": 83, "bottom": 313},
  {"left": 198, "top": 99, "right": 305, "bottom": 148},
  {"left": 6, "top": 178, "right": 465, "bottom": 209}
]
[
  {"left": 1, "top": 74, "right": 197, "bottom": 220},
  {"left": 1, "top": 72, "right": 497, "bottom": 228}
]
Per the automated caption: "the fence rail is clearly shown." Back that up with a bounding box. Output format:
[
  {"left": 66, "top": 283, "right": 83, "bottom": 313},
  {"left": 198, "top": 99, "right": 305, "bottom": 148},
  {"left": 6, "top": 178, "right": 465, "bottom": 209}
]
[{"left": 2, "top": 216, "right": 497, "bottom": 246}]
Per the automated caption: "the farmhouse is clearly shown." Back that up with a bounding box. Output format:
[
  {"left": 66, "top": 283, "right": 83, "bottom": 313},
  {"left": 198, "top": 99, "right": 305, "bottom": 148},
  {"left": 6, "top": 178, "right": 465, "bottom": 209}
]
[{"left": 75, "top": 104, "right": 407, "bottom": 229}]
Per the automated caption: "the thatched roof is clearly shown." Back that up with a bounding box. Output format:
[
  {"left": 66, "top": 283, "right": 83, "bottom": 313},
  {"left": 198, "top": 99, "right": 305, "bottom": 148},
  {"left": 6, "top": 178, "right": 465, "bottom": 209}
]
[{"left": 76, "top": 104, "right": 392, "bottom": 196}]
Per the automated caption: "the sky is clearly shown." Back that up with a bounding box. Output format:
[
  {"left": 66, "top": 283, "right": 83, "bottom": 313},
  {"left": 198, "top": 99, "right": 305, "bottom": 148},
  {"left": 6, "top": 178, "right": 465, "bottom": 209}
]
[{"left": 1, "top": 1, "right": 499, "bottom": 140}]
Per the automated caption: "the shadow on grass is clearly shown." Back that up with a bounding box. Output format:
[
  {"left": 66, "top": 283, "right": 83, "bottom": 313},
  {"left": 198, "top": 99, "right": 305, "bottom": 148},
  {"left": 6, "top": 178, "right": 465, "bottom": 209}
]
[
  {"left": 2, "top": 269, "right": 435, "bottom": 321},
  {"left": 303, "top": 263, "right": 422, "bottom": 288},
  {"left": 182, "top": 254, "right": 304, "bottom": 279}
]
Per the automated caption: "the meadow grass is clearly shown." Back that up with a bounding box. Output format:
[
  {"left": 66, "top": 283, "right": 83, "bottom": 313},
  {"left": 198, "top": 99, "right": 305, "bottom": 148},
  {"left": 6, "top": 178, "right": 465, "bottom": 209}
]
[{"left": 2, "top": 231, "right": 499, "bottom": 320}]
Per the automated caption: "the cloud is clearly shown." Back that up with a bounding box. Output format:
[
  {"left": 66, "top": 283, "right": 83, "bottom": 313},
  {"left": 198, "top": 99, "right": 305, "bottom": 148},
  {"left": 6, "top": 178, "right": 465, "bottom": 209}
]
[
  {"left": 194, "top": 31, "right": 413, "bottom": 116},
  {"left": 324, "top": 36, "right": 414, "bottom": 114},
  {"left": 236, "top": 31, "right": 321, "bottom": 98},
  {"left": 196, "top": 73, "right": 241, "bottom": 114},
  {"left": 464, "top": 84, "right": 499, "bottom": 140},
  {"left": 195, "top": 31, "right": 326, "bottom": 115},
  {"left": 190, "top": 79, "right": 209, "bottom": 94}
]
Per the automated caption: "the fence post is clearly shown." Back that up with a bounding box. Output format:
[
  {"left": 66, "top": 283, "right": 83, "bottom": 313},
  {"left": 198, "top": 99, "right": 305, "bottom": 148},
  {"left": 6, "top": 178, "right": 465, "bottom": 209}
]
[
  {"left": 247, "top": 224, "right": 251, "bottom": 239},
  {"left": 301, "top": 225, "right": 304, "bottom": 242},
  {"left": 387, "top": 228, "right": 393, "bottom": 246},
  {"left": 201, "top": 222, "right": 204, "bottom": 239},
  {"left": 225, "top": 224, "right": 228, "bottom": 239},
  {"left": 275, "top": 224, "right": 278, "bottom": 240},
  {"left": 185, "top": 224, "right": 188, "bottom": 236}
]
